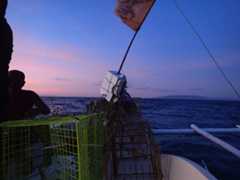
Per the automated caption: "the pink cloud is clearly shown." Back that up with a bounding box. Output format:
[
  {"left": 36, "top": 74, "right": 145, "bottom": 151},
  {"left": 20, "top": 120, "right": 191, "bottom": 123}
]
[{"left": 10, "top": 34, "right": 108, "bottom": 96}]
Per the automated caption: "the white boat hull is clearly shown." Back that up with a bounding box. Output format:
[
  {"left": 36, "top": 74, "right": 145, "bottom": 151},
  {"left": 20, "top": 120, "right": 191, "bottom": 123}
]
[{"left": 161, "top": 154, "right": 218, "bottom": 180}]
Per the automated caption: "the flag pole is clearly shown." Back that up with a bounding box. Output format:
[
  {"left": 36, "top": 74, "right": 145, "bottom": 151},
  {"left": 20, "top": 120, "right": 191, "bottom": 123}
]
[{"left": 117, "top": 0, "right": 157, "bottom": 74}]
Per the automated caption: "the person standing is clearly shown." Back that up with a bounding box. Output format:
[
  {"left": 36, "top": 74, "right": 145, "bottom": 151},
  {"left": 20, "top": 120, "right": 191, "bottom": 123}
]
[{"left": 0, "top": 0, "right": 13, "bottom": 121}]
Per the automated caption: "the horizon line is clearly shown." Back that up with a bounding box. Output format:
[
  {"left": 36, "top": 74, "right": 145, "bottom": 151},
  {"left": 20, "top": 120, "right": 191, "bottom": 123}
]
[{"left": 40, "top": 95, "right": 240, "bottom": 101}]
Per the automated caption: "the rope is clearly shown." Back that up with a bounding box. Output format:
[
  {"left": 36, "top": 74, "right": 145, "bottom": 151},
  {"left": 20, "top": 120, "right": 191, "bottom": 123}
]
[{"left": 173, "top": 0, "right": 240, "bottom": 99}]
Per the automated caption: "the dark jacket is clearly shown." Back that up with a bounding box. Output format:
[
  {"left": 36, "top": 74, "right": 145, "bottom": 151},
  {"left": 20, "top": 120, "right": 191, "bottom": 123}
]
[
  {"left": 0, "top": 17, "right": 13, "bottom": 120},
  {"left": 0, "top": 17, "right": 13, "bottom": 66}
]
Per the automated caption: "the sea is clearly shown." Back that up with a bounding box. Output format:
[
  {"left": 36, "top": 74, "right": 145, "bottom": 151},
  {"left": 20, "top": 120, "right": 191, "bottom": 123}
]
[{"left": 43, "top": 97, "right": 240, "bottom": 180}]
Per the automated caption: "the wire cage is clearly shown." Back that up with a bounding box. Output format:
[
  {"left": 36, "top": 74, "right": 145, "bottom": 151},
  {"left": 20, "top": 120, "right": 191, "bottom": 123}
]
[{"left": 0, "top": 114, "right": 104, "bottom": 180}]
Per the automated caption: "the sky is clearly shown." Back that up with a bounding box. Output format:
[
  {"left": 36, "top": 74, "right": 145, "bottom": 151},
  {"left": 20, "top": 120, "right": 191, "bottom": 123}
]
[{"left": 6, "top": 0, "right": 240, "bottom": 99}]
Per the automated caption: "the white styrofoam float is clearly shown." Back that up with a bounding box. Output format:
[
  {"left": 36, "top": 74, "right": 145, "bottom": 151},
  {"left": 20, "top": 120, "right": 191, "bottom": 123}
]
[{"left": 100, "top": 71, "right": 126, "bottom": 102}]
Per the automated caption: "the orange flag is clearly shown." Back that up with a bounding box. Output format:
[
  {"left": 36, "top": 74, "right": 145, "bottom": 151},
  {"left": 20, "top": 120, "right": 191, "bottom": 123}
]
[{"left": 115, "top": 0, "right": 155, "bottom": 31}]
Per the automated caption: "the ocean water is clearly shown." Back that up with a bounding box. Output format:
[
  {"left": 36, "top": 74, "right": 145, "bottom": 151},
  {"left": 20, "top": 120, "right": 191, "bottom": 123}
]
[{"left": 43, "top": 97, "right": 240, "bottom": 180}]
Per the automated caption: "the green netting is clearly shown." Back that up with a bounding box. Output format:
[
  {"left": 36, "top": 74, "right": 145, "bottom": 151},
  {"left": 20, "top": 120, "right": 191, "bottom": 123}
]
[
  {"left": 0, "top": 114, "right": 104, "bottom": 180},
  {"left": 77, "top": 116, "right": 104, "bottom": 180},
  {"left": 1, "top": 126, "right": 32, "bottom": 179},
  {"left": 0, "top": 114, "right": 100, "bottom": 128}
]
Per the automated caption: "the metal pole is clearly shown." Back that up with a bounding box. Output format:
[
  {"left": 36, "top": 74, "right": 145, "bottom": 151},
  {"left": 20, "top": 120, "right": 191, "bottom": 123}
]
[
  {"left": 118, "top": 30, "right": 139, "bottom": 74},
  {"left": 191, "top": 124, "right": 240, "bottom": 159},
  {"left": 118, "top": 0, "right": 157, "bottom": 74}
]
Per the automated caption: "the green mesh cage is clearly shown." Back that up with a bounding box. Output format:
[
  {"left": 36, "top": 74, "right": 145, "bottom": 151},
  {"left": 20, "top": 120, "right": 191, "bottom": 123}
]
[
  {"left": 1, "top": 126, "right": 32, "bottom": 179},
  {"left": 0, "top": 114, "right": 104, "bottom": 180}
]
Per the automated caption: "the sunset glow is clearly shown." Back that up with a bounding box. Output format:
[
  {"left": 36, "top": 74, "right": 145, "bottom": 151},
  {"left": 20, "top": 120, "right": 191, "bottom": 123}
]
[{"left": 6, "top": 0, "right": 240, "bottom": 98}]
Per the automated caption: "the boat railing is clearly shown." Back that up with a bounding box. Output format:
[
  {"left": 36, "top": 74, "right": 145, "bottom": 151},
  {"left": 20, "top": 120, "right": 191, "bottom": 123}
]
[
  {"left": 153, "top": 124, "right": 240, "bottom": 159},
  {"left": 190, "top": 124, "right": 240, "bottom": 159}
]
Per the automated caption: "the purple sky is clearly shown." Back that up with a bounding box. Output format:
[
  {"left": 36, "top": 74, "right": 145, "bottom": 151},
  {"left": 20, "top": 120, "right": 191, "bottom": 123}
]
[{"left": 6, "top": 0, "right": 240, "bottom": 99}]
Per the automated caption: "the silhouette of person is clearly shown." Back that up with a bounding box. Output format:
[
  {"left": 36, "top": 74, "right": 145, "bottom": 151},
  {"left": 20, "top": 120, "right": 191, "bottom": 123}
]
[
  {"left": 0, "top": 0, "right": 13, "bottom": 121},
  {"left": 7, "top": 70, "right": 50, "bottom": 120}
]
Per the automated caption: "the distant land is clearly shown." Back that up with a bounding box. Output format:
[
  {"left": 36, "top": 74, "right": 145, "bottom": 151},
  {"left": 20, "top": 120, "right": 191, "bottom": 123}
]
[
  {"left": 162, "top": 95, "right": 208, "bottom": 100},
  {"left": 153, "top": 95, "right": 239, "bottom": 101}
]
